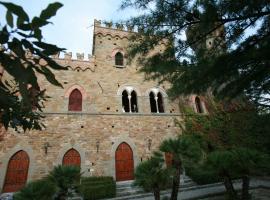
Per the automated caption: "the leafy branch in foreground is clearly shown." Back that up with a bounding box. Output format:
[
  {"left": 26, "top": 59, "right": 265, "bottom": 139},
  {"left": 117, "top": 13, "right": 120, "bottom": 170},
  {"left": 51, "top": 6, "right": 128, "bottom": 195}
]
[
  {"left": 0, "top": 2, "right": 67, "bottom": 131},
  {"left": 120, "top": 0, "right": 270, "bottom": 110}
]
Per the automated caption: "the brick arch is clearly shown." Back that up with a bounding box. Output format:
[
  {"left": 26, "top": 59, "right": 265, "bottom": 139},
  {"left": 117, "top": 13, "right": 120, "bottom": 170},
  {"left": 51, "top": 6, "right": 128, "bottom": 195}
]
[
  {"left": 145, "top": 87, "right": 168, "bottom": 98},
  {"left": 115, "top": 142, "right": 134, "bottom": 181},
  {"left": 110, "top": 136, "right": 139, "bottom": 180},
  {"left": 56, "top": 143, "right": 86, "bottom": 174},
  {"left": 117, "top": 85, "right": 141, "bottom": 96},
  {"left": 64, "top": 84, "right": 87, "bottom": 100},
  {"left": 111, "top": 48, "right": 125, "bottom": 58},
  {"left": 62, "top": 148, "right": 81, "bottom": 167}
]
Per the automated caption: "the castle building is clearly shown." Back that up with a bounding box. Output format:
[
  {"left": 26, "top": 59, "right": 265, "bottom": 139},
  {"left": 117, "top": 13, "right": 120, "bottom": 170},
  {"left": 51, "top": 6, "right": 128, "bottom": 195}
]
[{"left": 0, "top": 20, "right": 207, "bottom": 193}]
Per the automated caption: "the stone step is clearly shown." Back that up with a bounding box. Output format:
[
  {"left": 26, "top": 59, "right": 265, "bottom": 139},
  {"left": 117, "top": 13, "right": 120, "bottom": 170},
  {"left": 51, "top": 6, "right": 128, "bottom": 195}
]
[{"left": 115, "top": 177, "right": 196, "bottom": 198}]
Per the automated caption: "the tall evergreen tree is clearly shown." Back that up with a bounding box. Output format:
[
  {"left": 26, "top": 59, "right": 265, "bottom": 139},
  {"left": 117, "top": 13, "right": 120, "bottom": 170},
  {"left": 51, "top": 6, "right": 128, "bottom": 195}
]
[{"left": 120, "top": 0, "right": 270, "bottom": 110}]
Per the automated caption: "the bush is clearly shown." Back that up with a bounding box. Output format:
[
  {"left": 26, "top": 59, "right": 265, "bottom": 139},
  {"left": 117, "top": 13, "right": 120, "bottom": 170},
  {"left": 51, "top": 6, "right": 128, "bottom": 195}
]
[
  {"left": 78, "top": 176, "right": 116, "bottom": 200},
  {"left": 186, "top": 166, "right": 220, "bottom": 185},
  {"left": 13, "top": 179, "right": 56, "bottom": 200},
  {"left": 47, "top": 165, "right": 81, "bottom": 199}
]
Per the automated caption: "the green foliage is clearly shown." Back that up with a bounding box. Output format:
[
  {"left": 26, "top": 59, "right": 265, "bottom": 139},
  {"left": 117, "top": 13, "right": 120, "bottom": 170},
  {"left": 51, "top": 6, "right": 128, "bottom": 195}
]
[
  {"left": 134, "top": 151, "right": 172, "bottom": 193},
  {"left": 120, "top": 0, "right": 270, "bottom": 110},
  {"left": 47, "top": 165, "right": 81, "bottom": 199},
  {"left": 186, "top": 166, "right": 220, "bottom": 185},
  {"left": 0, "top": 1, "right": 67, "bottom": 131},
  {"left": 13, "top": 179, "right": 56, "bottom": 200},
  {"left": 160, "top": 134, "right": 203, "bottom": 168},
  {"left": 78, "top": 176, "right": 116, "bottom": 200}
]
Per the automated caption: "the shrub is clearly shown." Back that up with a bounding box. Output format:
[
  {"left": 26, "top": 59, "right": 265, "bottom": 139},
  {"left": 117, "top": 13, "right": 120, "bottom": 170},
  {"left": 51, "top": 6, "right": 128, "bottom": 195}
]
[
  {"left": 47, "top": 165, "right": 81, "bottom": 199},
  {"left": 13, "top": 179, "right": 56, "bottom": 200},
  {"left": 78, "top": 176, "right": 116, "bottom": 200},
  {"left": 186, "top": 166, "right": 220, "bottom": 185}
]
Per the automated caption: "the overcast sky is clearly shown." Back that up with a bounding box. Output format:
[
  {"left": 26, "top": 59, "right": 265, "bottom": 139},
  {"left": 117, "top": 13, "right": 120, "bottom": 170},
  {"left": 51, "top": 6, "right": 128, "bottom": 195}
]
[{"left": 0, "top": 0, "right": 140, "bottom": 58}]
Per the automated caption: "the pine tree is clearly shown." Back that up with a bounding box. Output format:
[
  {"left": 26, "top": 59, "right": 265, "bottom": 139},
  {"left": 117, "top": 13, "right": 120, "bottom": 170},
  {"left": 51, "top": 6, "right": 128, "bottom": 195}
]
[{"left": 120, "top": 0, "right": 270, "bottom": 110}]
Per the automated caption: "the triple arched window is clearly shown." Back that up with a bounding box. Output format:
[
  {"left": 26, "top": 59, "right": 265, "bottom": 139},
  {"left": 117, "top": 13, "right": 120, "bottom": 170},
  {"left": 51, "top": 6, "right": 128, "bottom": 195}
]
[
  {"left": 68, "top": 89, "right": 82, "bottom": 111},
  {"left": 149, "top": 90, "right": 165, "bottom": 113},
  {"left": 122, "top": 89, "right": 138, "bottom": 113}
]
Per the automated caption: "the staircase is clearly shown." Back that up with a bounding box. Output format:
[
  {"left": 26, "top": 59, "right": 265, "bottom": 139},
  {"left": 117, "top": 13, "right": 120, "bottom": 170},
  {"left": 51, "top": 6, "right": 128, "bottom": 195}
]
[{"left": 115, "top": 176, "right": 196, "bottom": 199}]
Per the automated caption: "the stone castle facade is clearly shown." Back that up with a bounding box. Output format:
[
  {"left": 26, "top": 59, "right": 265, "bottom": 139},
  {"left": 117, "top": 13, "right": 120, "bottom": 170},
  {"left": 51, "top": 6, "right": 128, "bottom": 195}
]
[{"left": 0, "top": 20, "right": 208, "bottom": 193}]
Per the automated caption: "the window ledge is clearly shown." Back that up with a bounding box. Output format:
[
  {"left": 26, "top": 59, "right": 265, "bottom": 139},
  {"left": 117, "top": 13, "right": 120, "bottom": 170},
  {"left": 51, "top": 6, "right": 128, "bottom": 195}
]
[{"left": 114, "top": 65, "right": 126, "bottom": 68}]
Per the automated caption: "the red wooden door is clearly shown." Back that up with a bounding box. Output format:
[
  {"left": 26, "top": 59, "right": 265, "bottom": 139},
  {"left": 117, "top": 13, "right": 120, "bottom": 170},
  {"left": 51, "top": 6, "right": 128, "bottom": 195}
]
[
  {"left": 2, "top": 150, "right": 29, "bottom": 193},
  {"left": 68, "top": 89, "right": 82, "bottom": 111},
  {"left": 115, "top": 142, "right": 134, "bottom": 181},
  {"left": 62, "top": 148, "right": 81, "bottom": 167},
  {"left": 165, "top": 152, "right": 173, "bottom": 167}
]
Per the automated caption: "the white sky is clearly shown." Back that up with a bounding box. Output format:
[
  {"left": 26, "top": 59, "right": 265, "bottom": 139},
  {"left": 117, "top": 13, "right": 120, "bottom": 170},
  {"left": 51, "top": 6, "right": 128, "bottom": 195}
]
[{"left": 0, "top": 0, "right": 140, "bottom": 57}]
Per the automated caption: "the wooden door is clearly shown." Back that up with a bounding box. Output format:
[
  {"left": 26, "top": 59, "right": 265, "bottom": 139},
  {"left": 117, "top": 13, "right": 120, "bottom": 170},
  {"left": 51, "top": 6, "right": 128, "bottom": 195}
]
[
  {"left": 62, "top": 148, "right": 81, "bottom": 167},
  {"left": 165, "top": 152, "right": 173, "bottom": 167},
  {"left": 115, "top": 142, "right": 134, "bottom": 181},
  {"left": 2, "top": 150, "right": 29, "bottom": 193}
]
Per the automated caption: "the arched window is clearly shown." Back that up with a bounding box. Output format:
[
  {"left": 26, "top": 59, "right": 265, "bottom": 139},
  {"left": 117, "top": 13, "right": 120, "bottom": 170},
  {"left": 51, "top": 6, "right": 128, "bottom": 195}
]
[
  {"left": 28, "top": 86, "right": 40, "bottom": 110},
  {"left": 122, "top": 90, "right": 129, "bottom": 112},
  {"left": 149, "top": 90, "right": 165, "bottom": 113},
  {"left": 131, "top": 90, "right": 138, "bottom": 112},
  {"left": 68, "top": 89, "right": 82, "bottom": 111},
  {"left": 195, "top": 96, "right": 203, "bottom": 113},
  {"left": 149, "top": 92, "right": 157, "bottom": 113},
  {"left": 157, "top": 92, "right": 164, "bottom": 113},
  {"left": 115, "top": 52, "right": 124, "bottom": 66},
  {"left": 121, "top": 89, "right": 138, "bottom": 113}
]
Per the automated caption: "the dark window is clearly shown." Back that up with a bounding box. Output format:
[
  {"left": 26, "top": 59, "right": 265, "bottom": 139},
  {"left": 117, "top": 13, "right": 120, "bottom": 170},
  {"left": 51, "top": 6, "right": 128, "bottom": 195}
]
[
  {"left": 131, "top": 90, "right": 138, "bottom": 112},
  {"left": 149, "top": 92, "right": 157, "bottom": 113},
  {"left": 68, "top": 89, "right": 82, "bottom": 111},
  {"left": 122, "top": 90, "right": 129, "bottom": 112},
  {"left": 195, "top": 96, "right": 203, "bottom": 113},
  {"left": 157, "top": 92, "right": 164, "bottom": 113},
  {"left": 115, "top": 52, "right": 124, "bottom": 66},
  {"left": 28, "top": 86, "right": 40, "bottom": 110}
]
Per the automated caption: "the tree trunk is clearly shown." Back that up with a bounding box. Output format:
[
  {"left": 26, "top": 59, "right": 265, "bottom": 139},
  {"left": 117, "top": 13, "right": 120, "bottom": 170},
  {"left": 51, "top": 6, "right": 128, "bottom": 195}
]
[
  {"left": 170, "top": 164, "right": 181, "bottom": 200},
  {"left": 241, "top": 175, "right": 250, "bottom": 200},
  {"left": 223, "top": 173, "right": 238, "bottom": 199},
  {"left": 153, "top": 188, "right": 160, "bottom": 200}
]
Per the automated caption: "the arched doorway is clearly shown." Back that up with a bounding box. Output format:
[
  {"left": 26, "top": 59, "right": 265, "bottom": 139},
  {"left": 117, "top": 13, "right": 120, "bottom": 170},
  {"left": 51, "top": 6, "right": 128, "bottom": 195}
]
[
  {"left": 3, "top": 150, "right": 29, "bottom": 193},
  {"left": 62, "top": 148, "right": 81, "bottom": 167},
  {"left": 115, "top": 142, "right": 134, "bottom": 181}
]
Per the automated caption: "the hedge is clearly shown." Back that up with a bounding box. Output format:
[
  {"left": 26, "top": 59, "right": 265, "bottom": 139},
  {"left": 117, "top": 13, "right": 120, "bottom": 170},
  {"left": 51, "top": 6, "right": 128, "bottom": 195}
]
[
  {"left": 78, "top": 176, "right": 116, "bottom": 200},
  {"left": 186, "top": 167, "right": 220, "bottom": 185}
]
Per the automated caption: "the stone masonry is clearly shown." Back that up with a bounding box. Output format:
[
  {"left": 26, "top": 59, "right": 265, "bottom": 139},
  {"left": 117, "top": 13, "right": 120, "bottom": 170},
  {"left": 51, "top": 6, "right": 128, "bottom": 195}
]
[{"left": 0, "top": 19, "right": 207, "bottom": 192}]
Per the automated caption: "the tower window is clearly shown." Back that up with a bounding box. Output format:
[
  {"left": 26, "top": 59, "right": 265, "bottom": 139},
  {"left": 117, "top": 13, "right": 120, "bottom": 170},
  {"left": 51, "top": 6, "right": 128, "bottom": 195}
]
[
  {"left": 131, "top": 90, "right": 138, "bottom": 112},
  {"left": 149, "top": 92, "right": 157, "bottom": 113},
  {"left": 195, "top": 96, "right": 203, "bottom": 113},
  {"left": 115, "top": 52, "right": 124, "bottom": 66},
  {"left": 149, "top": 90, "right": 165, "bottom": 113},
  {"left": 122, "top": 89, "right": 138, "bottom": 113},
  {"left": 157, "top": 92, "right": 164, "bottom": 113},
  {"left": 68, "top": 89, "right": 82, "bottom": 111},
  {"left": 122, "top": 90, "right": 129, "bottom": 112}
]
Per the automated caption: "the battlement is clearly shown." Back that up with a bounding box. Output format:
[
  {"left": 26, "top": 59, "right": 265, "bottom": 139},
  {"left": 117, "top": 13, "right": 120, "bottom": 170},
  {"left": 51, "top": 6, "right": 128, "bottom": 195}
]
[
  {"left": 94, "top": 19, "right": 135, "bottom": 33},
  {"left": 52, "top": 52, "right": 96, "bottom": 62}
]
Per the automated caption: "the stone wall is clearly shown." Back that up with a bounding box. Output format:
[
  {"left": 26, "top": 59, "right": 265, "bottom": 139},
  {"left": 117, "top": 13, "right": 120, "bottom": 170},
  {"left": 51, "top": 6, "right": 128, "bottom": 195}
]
[{"left": 0, "top": 19, "right": 201, "bottom": 192}]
